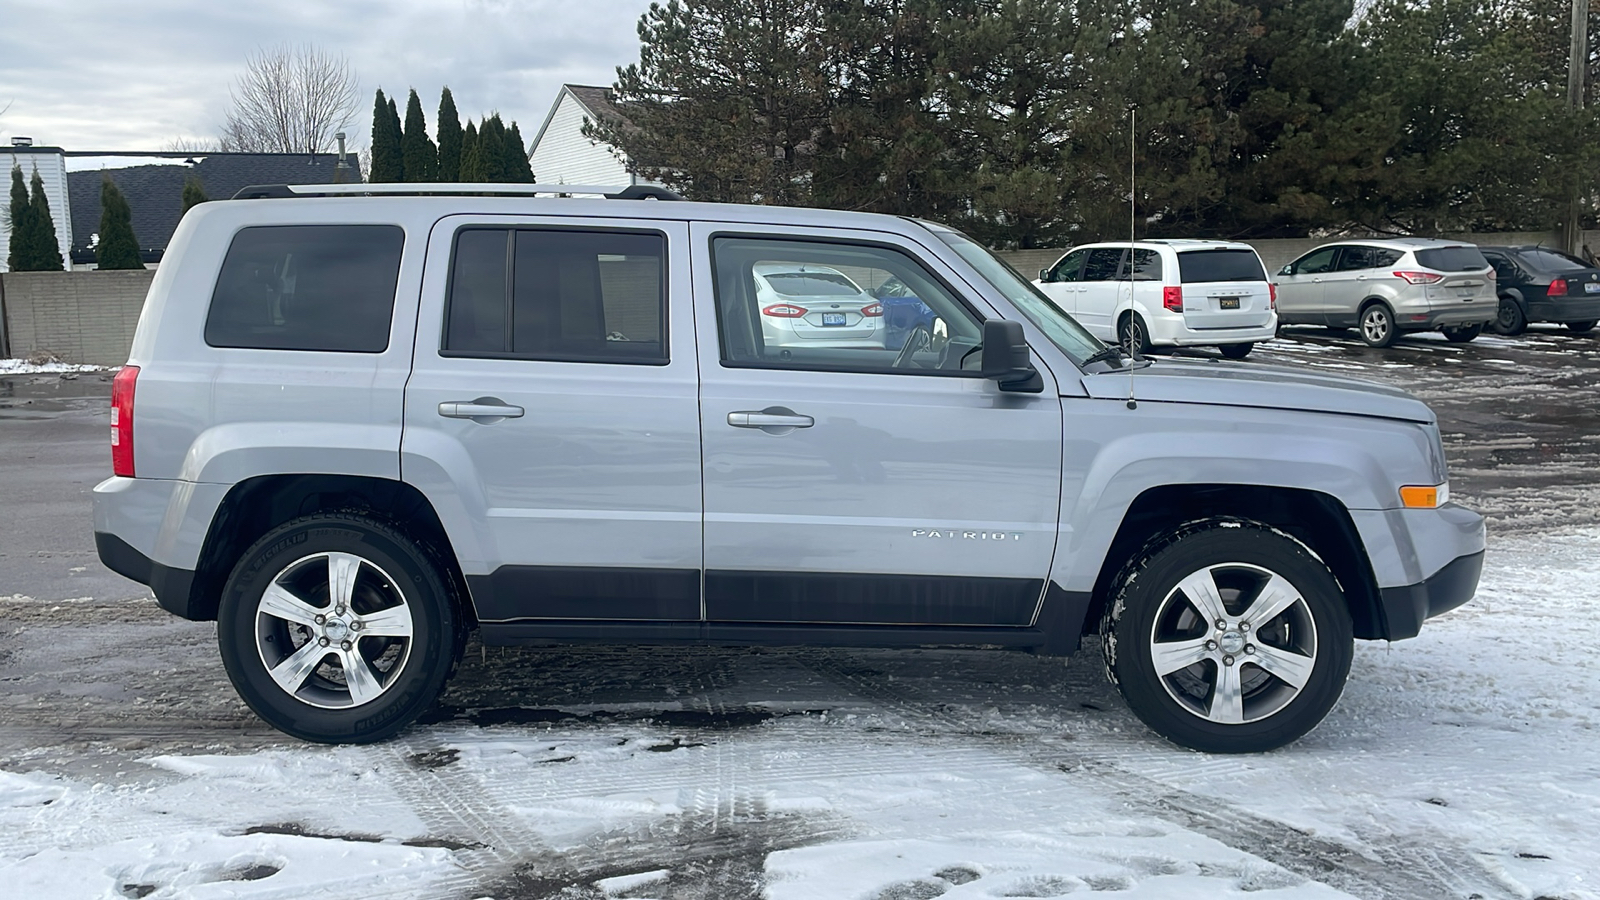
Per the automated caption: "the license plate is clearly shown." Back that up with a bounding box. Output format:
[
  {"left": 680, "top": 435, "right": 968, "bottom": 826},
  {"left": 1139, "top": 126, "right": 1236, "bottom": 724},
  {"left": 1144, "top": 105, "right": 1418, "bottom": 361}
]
[
  {"left": 1218, "top": 297, "right": 1240, "bottom": 310},
  {"left": 821, "top": 313, "right": 847, "bottom": 326},
  {"left": 1586, "top": 282, "right": 1600, "bottom": 294}
]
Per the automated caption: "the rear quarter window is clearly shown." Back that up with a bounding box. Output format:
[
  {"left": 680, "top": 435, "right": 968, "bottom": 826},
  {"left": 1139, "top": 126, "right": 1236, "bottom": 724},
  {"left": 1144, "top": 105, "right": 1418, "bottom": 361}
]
[
  {"left": 1413, "top": 246, "right": 1489, "bottom": 272},
  {"left": 205, "top": 225, "right": 404, "bottom": 352},
  {"left": 1178, "top": 249, "right": 1266, "bottom": 283}
]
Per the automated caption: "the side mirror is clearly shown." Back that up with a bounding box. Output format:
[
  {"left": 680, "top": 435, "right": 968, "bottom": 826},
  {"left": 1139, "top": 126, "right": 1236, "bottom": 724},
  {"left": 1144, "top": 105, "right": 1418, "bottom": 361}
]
[
  {"left": 1038, "top": 268, "right": 1052, "bottom": 283},
  {"left": 981, "top": 319, "right": 1044, "bottom": 393},
  {"left": 1278, "top": 264, "right": 1292, "bottom": 276}
]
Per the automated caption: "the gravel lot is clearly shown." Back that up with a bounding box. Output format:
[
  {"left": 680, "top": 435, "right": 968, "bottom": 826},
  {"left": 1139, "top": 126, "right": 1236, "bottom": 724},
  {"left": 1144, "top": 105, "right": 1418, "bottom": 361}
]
[{"left": 1, "top": 327, "right": 1597, "bottom": 900}]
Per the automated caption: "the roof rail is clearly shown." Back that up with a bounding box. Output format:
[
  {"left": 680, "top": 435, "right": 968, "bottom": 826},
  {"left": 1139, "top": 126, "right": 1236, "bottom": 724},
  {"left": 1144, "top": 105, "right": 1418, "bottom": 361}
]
[{"left": 230, "top": 182, "right": 685, "bottom": 201}]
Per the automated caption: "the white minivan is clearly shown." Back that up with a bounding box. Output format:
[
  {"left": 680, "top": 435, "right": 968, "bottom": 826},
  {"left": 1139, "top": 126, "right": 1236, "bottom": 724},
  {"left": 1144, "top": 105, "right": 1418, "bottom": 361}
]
[{"left": 1034, "top": 240, "right": 1277, "bottom": 359}]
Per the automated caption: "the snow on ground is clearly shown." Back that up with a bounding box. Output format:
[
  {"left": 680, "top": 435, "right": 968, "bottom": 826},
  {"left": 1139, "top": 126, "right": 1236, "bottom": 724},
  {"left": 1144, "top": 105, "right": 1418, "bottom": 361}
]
[
  {"left": 0, "top": 358, "right": 108, "bottom": 374},
  {"left": 3, "top": 526, "right": 1598, "bottom": 899}
]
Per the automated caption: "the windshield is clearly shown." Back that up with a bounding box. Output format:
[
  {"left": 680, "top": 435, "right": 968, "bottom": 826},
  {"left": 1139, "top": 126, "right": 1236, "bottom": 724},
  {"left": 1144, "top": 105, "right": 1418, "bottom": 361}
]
[{"left": 926, "top": 225, "right": 1104, "bottom": 365}]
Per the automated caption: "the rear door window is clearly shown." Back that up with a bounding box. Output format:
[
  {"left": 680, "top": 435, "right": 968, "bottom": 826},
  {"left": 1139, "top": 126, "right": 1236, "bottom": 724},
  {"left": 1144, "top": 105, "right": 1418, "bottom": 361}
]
[
  {"left": 1178, "top": 249, "right": 1266, "bottom": 283},
  {"left": 1336, "top": 246, "right": 1381, "bottom": 271},
  {"left": 443, "top": 227, "right": 667, "bottom": 364},
  {"left": 1118, "top": 249, "right": 1162, "bottom": 281},
  {"left": 205, "top": 225, "right": 404, "bottom": 352},
  {"left": 1413, "top": 246, "right": 1489, "bottom": 272},
  {"left": 1082, "top": 248, "right": 1124, "bottom": 281}
]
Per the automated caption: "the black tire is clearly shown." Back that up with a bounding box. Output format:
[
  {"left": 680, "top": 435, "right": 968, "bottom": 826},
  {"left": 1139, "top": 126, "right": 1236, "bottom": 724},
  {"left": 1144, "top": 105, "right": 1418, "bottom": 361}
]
[
  {"left": 1100, "top": 519, "right": 1354, "bottom": 753},
  {"left": 1119, "top": 313, "right": 1151, "bottom": 357},
  {"left": 1493, "top": 296, "right": 1527, "bottom": 336},
  {"left": 1566, "top": 320, "right": 1596, "bottom": 334},
  {"left": 1218, "top": 342, "right": 1254, "bottom": 360},
  {"left": 1358, "top": 302, "right": 1397, "bottom": 348},
  {"left": 1441, "top": 323, "right": 1482, "bottom": 343},
  {"left": 217, "top": 513, "right": 459, "bottom": 743}
]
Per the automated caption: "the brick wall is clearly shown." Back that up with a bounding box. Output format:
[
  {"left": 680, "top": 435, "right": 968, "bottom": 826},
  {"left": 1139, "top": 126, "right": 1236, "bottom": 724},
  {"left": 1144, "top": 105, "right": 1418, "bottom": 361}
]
[{"left": 0, "top": 270, "right": 154, "bottom": 366}]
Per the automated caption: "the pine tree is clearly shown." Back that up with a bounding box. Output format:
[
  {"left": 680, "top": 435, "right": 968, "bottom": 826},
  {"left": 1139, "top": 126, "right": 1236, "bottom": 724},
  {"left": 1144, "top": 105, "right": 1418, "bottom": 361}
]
[
  {"left": 181, "top": 177, "right": 208, "bottom": 216},
  {"left": 401, "top": 89, "right": 438, "bottom": 182},
  {"left": 27, "top": 167, "right": 63, "bottom": 271},
  {"left": 368, "top": 89, "right": 405, "bottom": 183},
  {"left": 459, "top": 120, "right": 482, "bottom": 181},
  {"left": 96, "top": 177, "right": 144, "bottom": 270},
  {"left": 437, "top": 87, "right": 463, "bottom": 182},
  {"left": 504, "top": 121, "right": 534, "bottom": 183},
  {"left": 477, "top": 115, "right": 509, "bottom": 182},
  {"left": 7, "top": 164, "right": 32, "bottom": 271}
]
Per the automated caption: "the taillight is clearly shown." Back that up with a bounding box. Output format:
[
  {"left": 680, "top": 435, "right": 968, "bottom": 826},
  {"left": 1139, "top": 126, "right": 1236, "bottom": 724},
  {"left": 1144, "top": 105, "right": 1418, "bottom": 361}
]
[
  {"left": 1268, "top": 283, "right": 1277, "bottom": 310},
  {"left": 861, "top": 303, "right": 883, "bottom": 317},
  {"left": 1486, "top": 268, "right": 1496, "bottom": 281},
  {"left": 1393, "top": 271, "right": 1443, "bottom": 285},
  {"left": 1163, "top": 286, "right": 1183, "bottom": 312},
  {"left": 111, "top": 365, "right": 139, "bottom": 477},
  {"left": 761, "top": 304, "right": 808, "bottom": 318},
  {"left": 1548, "top": 279, "right": 1568, "bottom": 296}
]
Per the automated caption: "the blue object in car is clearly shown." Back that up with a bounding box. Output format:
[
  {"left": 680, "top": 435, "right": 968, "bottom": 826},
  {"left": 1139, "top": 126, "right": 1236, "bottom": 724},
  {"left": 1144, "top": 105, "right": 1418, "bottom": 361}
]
[{"left": 875, "top": 277, "right": 936, "bottom": 350}]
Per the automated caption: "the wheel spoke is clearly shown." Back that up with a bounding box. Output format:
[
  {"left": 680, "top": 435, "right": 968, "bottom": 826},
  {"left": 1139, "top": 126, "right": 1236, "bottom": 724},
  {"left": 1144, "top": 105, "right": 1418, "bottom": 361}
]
[
  {"left": 259, "top": 582, "right": 322, "bottom": 628},
  {"left": 360, "top": 604, "right": 413, "bottom": 638},
  {"left": 1151, "top": 636, "right": 1213, "bottom": 677},
  {"left": 1208, "top": 660, "right": 1245, "bottom": 724},
  {"left": 1240, "top": 573, "right": 1302, "bottom": 628},
  {"left": 269, "top": 640, "right": 330, "bottom": 695},
  {"left": 339, "top": 648, "right": 384, "bottom": 705},
  {"left": 1176, "top": 568, "right": 1229, "bottom": 625},
  {"left": 1248, "top": 643, "right": 1315, "bottom": 689},
  {"left": 327, "top": 552, "right": 363, "bottom": 609}
]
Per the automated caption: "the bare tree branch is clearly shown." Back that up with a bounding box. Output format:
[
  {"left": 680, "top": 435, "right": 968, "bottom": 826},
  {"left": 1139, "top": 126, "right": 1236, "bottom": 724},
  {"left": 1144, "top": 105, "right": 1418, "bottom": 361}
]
[{"left": 221, "top": 43, "right": 360, "bottom": 153}]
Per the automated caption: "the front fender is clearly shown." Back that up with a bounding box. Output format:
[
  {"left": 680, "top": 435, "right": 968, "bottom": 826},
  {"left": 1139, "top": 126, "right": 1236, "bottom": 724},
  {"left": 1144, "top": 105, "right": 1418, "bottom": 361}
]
[{"left": 1049, "top": 399, "right": 1435, "bottom": 593}]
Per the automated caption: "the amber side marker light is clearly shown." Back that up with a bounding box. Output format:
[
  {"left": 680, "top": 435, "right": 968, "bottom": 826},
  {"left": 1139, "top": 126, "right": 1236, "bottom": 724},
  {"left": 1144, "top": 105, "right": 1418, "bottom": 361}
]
[{"left": 1400, "top": 484, "right": 1449, "bottom": 509}]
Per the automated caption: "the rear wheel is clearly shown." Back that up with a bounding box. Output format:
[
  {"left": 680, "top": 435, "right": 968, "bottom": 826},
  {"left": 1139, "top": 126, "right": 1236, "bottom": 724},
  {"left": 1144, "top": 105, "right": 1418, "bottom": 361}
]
[
  {"left": 1359, "top": 302, "right": 1397, "bottom": 347},
  {"left": 217, "top": 513, "right": 459, "bottom": 743},
  {"left": 1100, "top": 520, "right": 1354, "bottom": 753},
  {"left": 1493, "top": 296, "right": 1527, "bottom": 335},
  {"left": 1218, "top": 342, "right": 1254, "bottom": 360},
  {"left": 1119, "top": 313, "right": 1151, "bottom": 357},
  {"left": 1441, "top": 323, "right": 1482, "bottom": 343},
  {"left": 1566, "top": 320, "right": 1596, "bottom": 334}
]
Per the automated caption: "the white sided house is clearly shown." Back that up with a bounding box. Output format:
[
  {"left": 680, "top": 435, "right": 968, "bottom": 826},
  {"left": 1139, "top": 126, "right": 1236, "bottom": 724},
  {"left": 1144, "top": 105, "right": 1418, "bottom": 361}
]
[
  {"left": 1, "top": 139, "right": 74, "bottom": 273},
  {"left": 528, "top": 85, "right": 661, "bottom": 188}
]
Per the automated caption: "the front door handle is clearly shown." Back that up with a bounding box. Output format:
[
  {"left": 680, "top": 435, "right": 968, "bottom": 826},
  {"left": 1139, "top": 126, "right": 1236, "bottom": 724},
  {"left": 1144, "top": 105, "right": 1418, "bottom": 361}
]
[
  {"left": 728, "top": 410, "right": 814, "bottom": 429},
  {"left": 439, "top": 397, "right": 525, "bottom": 423}
]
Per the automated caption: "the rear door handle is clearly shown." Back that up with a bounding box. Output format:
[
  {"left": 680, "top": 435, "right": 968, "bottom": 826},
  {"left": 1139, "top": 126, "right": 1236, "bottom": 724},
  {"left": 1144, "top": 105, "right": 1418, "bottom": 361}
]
[
  {"left": 728, "top": 410, "right": 814, "bottom": 429},
  {"left": 439, "top": 398, "right": 525, "bottom": 422}
]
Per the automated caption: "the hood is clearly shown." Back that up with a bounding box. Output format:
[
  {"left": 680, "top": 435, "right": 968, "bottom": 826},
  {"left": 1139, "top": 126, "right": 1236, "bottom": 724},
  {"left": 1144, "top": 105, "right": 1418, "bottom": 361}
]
[{"left": 1080, "top": 358, "right": 1435, "bottom": 424}]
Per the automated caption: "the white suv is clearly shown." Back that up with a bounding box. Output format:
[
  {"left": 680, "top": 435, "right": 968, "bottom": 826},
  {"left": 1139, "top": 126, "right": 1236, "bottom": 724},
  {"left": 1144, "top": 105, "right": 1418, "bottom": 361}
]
[{"left": 1033, "top": 240, "right": 1277, "bottom": 359}]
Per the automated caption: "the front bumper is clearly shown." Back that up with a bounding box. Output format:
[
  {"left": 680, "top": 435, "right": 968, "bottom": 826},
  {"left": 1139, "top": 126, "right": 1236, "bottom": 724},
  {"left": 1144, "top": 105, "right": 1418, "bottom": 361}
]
[{"left": 1377, "top": 549, "right": 1484, "bottom": 640}]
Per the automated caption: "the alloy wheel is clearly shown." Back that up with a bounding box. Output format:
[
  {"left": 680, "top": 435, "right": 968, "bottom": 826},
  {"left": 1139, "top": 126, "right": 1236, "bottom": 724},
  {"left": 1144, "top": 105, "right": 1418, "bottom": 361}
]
[
  {"left": 1147, "top": 562, "right": 1318, "bottom": 725},
  {"left": 253, "top": 551, "right": 415, "bottom": 709}
]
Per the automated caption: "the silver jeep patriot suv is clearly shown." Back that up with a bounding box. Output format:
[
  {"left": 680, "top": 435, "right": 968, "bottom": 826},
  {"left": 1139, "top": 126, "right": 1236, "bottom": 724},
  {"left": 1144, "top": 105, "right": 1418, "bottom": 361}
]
[{"left": 92, "top": 184, "right": 1485, "bottom": 753}]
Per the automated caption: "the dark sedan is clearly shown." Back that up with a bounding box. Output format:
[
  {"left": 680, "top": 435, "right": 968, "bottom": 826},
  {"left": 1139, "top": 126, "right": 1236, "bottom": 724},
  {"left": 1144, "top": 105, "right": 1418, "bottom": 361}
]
[{"left": 1479, "top": 246, "right": 1600, "bottom": 335}]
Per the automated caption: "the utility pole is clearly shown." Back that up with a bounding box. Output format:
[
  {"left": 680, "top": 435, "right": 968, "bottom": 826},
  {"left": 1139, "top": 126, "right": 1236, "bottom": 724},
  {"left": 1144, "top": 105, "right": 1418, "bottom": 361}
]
[{"left": 1565, "top": 0, "right": 1590, "bottom": 254}]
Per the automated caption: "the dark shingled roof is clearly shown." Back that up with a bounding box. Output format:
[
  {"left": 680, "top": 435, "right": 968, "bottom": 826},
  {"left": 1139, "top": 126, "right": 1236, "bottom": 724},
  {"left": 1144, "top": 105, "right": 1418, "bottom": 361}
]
[
  {"left": 66, "top": 152, "right": 362, "bottom": 264},
  {"left": 564, "top": 85, "right": 633, "bottom": 129}
]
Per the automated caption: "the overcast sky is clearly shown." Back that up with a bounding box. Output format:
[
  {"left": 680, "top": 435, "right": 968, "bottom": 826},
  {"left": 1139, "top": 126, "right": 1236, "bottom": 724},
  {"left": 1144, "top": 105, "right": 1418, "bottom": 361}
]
[{"left": 0, "top": 0, "right": 655, "bottom": 153}]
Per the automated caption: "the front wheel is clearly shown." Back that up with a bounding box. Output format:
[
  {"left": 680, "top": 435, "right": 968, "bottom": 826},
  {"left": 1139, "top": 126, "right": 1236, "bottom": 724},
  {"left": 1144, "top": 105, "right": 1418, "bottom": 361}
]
[
  {"left": 1493, "top": 296, "right": 1527, "bottom": 335},
  {"left": 1359, "top": 303, "right": 1397, "bottom": 347},
  {"left": 1441, "top": 323, "right": 1482, "bottom": 343},
  {"left": 217, "top": 513, "right": 459, "bottom": 743},
  {"left": 1566, "top": 320, "right": 1596, "bottom": 334},
  {"left": 1101, "top": 520, "right": 1354, "bottom": 753},
  {"left": 1218, "top": 342, "right": 1253, "bottom": 360}
]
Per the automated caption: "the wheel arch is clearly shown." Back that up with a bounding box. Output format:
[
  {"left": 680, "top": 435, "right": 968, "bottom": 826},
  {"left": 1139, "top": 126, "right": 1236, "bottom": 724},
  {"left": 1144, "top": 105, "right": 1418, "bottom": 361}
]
[
  {"left": 188, "top": 474, "right": 475, "bottom": 628},
  {"left": 1083, "top": 484, "right": 1387, "bottom": 641}
]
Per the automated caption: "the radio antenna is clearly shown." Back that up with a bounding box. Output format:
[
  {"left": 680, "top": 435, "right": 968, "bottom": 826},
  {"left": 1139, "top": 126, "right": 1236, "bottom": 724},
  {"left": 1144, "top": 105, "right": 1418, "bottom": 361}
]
[{"left": 1126, "top": 104, "right": 1139, "bottom": 410}]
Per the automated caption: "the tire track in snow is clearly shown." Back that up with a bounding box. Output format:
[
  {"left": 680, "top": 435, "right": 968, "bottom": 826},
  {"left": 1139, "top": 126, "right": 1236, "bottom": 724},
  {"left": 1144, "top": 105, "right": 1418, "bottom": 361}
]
[{"left": 800, "top": 649, "right": 1518, "bottom": 900}]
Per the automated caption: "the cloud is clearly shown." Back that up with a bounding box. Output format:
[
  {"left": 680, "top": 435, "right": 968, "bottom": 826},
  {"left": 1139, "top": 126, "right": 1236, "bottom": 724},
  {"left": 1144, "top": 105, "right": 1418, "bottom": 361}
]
[{"left": 0, "top": 0, "right": 652, "bottom": 151}]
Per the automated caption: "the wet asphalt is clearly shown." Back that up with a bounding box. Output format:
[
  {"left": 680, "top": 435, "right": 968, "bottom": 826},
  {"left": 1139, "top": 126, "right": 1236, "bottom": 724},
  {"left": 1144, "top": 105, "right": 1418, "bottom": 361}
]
[{"left": 1, "top": 327, "right": 1597, "bottom": 604}]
